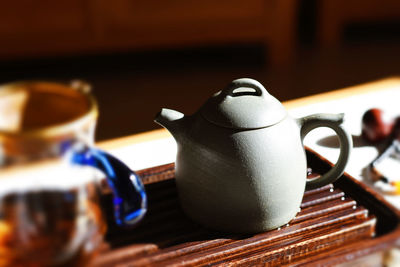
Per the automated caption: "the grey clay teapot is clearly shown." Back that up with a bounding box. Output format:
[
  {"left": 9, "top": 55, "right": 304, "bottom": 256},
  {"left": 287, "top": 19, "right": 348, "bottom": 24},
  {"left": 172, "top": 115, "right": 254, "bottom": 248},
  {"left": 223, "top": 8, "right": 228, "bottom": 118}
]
[{"left": 155, "top": 78, "right": 352, "bottom": 233}]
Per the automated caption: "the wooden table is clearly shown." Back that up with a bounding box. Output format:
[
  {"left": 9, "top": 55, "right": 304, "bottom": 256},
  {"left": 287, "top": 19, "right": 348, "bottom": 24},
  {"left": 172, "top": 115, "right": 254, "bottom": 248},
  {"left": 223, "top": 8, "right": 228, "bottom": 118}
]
[{"left": 97, "top": 77, "right": 400, "bottom": 266}]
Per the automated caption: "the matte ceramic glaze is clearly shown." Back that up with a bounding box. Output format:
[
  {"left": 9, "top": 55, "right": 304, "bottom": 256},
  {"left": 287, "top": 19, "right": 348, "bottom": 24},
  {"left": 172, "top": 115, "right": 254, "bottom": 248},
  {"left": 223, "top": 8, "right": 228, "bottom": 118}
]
[{"left": 155, "top": 78, "right": 352, "bottom": 233}]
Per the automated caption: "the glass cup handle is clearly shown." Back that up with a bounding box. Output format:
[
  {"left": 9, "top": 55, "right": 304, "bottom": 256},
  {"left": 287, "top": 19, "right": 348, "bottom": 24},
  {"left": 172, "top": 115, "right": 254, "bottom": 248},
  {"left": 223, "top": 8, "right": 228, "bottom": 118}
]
[{"left": 69, "top": 145, "right": 147, "bottom": 227}]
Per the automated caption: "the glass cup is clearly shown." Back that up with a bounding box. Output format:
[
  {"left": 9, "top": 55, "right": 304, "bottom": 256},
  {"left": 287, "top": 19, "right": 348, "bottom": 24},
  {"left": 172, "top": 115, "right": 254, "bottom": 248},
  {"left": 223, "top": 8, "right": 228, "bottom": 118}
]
[{"left": 0, "top": 81, "right": 147, "bottom": 266}]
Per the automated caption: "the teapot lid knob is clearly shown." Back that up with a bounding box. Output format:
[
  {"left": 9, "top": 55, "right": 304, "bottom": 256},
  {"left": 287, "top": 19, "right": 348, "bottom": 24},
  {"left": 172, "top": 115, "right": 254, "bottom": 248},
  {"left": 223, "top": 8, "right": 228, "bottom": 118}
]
[
  {"left": 222, "top": 78, "right": 265, "bottom": 97},
  {"left": 200, "top": 78, "right": 287, "bottom": 129}
]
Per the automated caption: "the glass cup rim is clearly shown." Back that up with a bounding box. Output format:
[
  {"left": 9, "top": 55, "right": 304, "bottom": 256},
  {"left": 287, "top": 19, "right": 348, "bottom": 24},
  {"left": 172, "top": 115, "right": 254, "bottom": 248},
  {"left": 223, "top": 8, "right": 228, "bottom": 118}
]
[{"left": 0, "top": 80, "right": 98, "bottom": 139}]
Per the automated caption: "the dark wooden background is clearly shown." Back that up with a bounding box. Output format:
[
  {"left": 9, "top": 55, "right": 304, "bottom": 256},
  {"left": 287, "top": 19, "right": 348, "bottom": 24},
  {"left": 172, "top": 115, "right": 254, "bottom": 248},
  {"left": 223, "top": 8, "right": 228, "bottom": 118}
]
[{"left": 0, "top": 0, "right": 399, "bottom": 140}]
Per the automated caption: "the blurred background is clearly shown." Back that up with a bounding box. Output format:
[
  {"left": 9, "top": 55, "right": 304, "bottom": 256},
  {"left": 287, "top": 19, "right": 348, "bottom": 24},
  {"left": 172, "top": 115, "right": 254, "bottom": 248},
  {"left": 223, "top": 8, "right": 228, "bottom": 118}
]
[{"left": 0, "top": 0, "right": 399, "bottom": 141}]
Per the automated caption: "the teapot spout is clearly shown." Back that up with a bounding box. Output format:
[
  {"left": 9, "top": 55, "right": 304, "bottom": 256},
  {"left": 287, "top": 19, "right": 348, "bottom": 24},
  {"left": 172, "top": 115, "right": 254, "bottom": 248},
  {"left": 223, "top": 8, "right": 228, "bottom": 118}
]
[{"left": 154, "top": 108, "right": 186, "bottom": 140}]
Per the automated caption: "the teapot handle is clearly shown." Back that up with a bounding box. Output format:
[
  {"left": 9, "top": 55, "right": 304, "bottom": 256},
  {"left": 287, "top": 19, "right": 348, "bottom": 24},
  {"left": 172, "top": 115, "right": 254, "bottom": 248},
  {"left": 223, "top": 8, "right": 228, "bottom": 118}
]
[
  {"left": 222, "top": 78, "right": 267, "bottom": 97},
  {"left": 298, "top": 113, "right": 352, "bottom": 190}
]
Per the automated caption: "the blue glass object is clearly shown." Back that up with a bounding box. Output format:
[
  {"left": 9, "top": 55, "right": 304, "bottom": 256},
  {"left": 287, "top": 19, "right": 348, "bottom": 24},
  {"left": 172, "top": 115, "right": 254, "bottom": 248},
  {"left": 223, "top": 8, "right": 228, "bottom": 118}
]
[{"left": 70, "top": 145, "right": 147, "bottom": 227}]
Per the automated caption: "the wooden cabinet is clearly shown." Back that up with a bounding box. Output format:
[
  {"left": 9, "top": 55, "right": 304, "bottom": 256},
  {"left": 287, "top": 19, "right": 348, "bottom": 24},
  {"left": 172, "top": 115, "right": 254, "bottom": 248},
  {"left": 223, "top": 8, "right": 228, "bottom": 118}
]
[
  {"left": 317, "top": 0, "right": 400, "bottom": 46},
  {"left": 0, "top": 0, "right": 298, "bottom": 65},
  {"left": 0, "top": 1, "right": 93, "bottom": 58},
  {"left": 96, "top": 0, "right": 265, "bottom": 41},
  {"left": 92, "top": 0, "right": 269, "bottom": 49},
  {"left": 100, "top": 0, "right": 266, "bottom": 29},
  {"left": 0, "top": 1, "right": 88, "bottom": 35}
]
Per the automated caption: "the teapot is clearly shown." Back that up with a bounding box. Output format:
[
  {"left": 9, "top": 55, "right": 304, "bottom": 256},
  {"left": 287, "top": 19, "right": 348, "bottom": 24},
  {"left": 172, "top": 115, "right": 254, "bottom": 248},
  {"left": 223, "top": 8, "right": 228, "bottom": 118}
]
[{"left": 155, "top": 78, "right": 352, "bottom": 233}]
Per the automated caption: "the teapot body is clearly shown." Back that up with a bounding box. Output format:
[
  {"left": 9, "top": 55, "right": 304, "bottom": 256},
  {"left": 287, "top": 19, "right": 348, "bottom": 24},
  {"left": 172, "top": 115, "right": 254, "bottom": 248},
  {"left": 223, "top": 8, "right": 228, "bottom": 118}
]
[
  {"left": 155, "top": 78, "right": 352, "bottom": 234},
  {"left": 175, "top": 114, "right": 306, "bottom": 233}
]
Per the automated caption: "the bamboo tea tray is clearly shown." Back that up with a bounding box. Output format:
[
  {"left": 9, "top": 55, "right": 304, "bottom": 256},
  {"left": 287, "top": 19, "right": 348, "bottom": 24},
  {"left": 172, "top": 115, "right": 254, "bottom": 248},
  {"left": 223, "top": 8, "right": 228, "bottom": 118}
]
[{"left": 93, "top": 149, "right": 400, "bottom": 266}]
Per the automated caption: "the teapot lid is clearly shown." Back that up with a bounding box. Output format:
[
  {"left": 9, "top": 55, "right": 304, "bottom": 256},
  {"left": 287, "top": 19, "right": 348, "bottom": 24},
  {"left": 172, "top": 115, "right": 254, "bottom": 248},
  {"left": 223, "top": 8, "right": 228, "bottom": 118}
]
[{"left": 200, "top": 78, "right": 287, "bottom": 129}]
